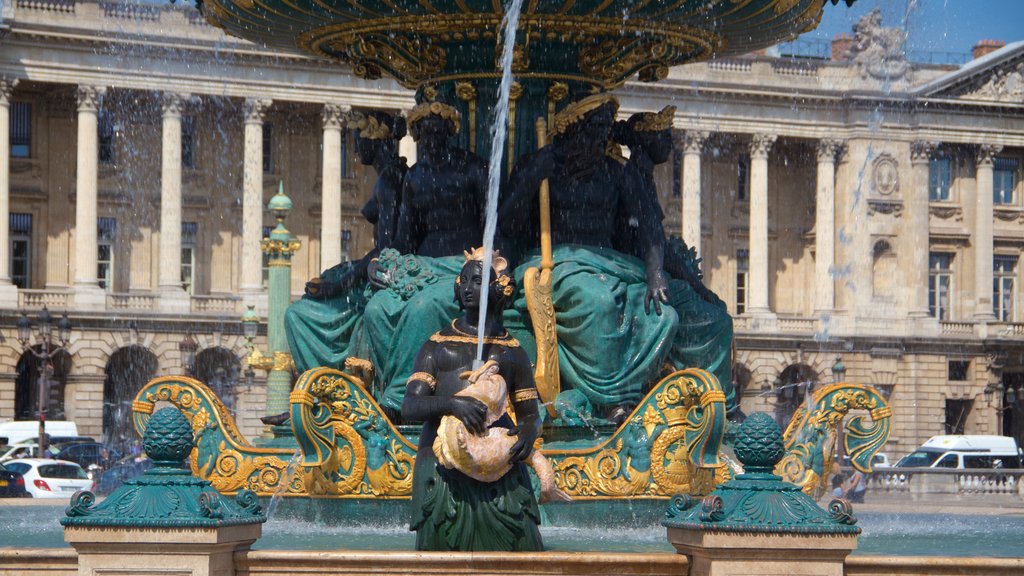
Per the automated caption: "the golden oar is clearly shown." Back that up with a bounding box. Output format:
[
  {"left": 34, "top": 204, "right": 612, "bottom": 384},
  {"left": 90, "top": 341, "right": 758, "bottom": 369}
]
[{"left": 524, "top": 117, "right": 560, "bottom": 417}]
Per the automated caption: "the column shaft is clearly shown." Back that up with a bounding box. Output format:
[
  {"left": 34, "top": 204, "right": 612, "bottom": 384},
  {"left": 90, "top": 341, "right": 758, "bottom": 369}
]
[
  {"left": 241, "top": 99, "right": 270, "bottom": 294},
  {"left": 814, "top": 140, "right": 842, "bottom": 313},
  {"left": 975, "top": 145, "right": 1002, "bottom": 321},
  {"left": 158, "top": 93, "right": 186, "bottom": 294},
  {"left": 320, "top": 104, "right": 347, "bottom": 271},
  {"left": 908, "top": 141, "right": 937, "bottom": 317},
  {"left": 748, "top": 134, "right": 776, "bottom": 314},
  {"left": 0, "top": 78, "right": 16, "bottom": 287},
  {"left": 681, "top": 131, "right": 707, "bottom": 256},
  {"left": 74, "top": 86, "right": 101, "bottom": 289}
]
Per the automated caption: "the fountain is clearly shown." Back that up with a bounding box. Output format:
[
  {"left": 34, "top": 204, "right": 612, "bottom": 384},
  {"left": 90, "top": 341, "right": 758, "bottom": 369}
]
[{"left": 126, "top": 0, "right": 896, "bottom": 518}]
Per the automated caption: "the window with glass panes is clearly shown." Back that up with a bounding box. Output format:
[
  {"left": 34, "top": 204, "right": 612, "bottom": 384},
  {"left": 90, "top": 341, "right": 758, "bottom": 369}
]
[
  {"left": 10, "top": 102, "right": 31, "bottom": 158},
  {"left": 929, "top": 156, "right": 951, "bottom": 201},
  {"left": 9, "top": 213, "right": 32, "bottom": 289},
  {"left": 929, "top": 253, "right": 953, "bottom": 320},
  {"left": 97, "top": 218, "right": 116, "bottom": 292},
  {"left": 341, "top": 128, "right": 353, "bottom": 179},
  {"left": 181, "top": 222, "right": 198, "bottom": 294},
  {"left": 261, "top": 225, "right": 272, "bottom": 287},
  {"left": 672, "top": 149, "right": 682, "bottom": 198},
  {"left": 262, "top": 123, "right": 273, "bottom": 173},
  {"left": 98, "top": 109, "right": 116, "bottom": 165},
  {"left": 994, "top": 255, "right": 1017, "bottom": 322},
  {"left": 182, "top": 116, "right": 197, "bottom": 170},
  {"left": 994, "top": 157, "right": 1019, "bottom": 205},
  {"left": 736, "top": 249, "right": 749, "bottom": 315},
  {"left": 737, "top": 153, "right": 750, "bottom": 201}
]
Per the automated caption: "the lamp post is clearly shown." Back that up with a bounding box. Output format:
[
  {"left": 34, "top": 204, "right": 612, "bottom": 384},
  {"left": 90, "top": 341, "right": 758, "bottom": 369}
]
[
  {"left": 15, "top": 307, "right": 72, "bottom": 457},
  {"left": 831, "top": 355, "right": 847, "bottom": 464},
  {"left": 244, "top": 181, "right": 300, "bottom": 422}
]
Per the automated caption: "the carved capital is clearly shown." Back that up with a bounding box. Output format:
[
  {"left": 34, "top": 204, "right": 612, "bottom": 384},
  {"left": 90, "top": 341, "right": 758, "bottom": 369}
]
[
  {"left": 244, "top": 98, "right": 272, "bottom": 125},
  {"left": 748, "top": 133, "right": 776, "bottom": 159},
  {"left": 76, "top": 85, "right": 104, "bottom": 113},
  {"left": 680, "top": 130, "right": 709, "bottom": 155},
  {"left": 0, "top": 77, "right": 18, "bottom": 106},
  {"left": 816, "top": 139, "right": 846, "bottom": 163},
  {"left": 321, "top": 103, "right": 350, "bottom": 130},
  {"left": 910, "top": 140, "right": 939, "bottom": 164},
  {"left": 161, "top": 92, "right": 189, "bottom": 119},
  {"left": 976, "top": 144, "right": 1004, "bottom": 167}
]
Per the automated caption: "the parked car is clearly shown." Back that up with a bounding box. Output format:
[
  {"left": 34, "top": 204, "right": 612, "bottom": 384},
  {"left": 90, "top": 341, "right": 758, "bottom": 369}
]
[
  {"left": 0, "top": 462, "right": 29, "bottom": 498},
  {"left": 895, "top": 435, "right": 1022, "bottom": 469},
  {"left": 52, "top": 443, "right": 121, "bottom": 471},
  {"left": 95, "top": 456, "right": 152, "bottom": 495},
  {"left": 1, "top": 459, "right": 93, "bottom": 498}
]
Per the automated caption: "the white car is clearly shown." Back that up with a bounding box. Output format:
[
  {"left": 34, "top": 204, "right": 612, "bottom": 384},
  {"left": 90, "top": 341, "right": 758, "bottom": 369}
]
[{"left": 1, "top": 458, "right": 93, "bottom": 499}]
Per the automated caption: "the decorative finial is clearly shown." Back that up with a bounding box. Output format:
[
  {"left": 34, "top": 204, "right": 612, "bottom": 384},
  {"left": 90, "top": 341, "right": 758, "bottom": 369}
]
[{"left": 732, "top": 412, "right": 785, "bottom": 473}]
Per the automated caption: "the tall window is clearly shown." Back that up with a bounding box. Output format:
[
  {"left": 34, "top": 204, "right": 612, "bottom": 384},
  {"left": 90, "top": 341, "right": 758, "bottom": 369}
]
[
  {"left": 737, "top": 153, "right": 750, "bottom": 201},
  {"left": 994, "top": 157, "right": 1019, "bottom": 205},
  {"left": 10, "top": 102, "right": 31, "bottom": 158},
  {"left": 929, "top": 156, "right": 951, "bottom": 201},
  {"left": 671, "top": 149, "right": 682, "bottom": 198},
  {"left": 994, "top": 255, "right": 1017, "bottom": 322},
  {"left": 182, "top": 115, "right": 197, "bottom": 170},
  {"left": 262, "top": 123, "right": 273, "bottom": 173},
  {"left": 97, "top": 217, "right": 116, "bottom": 292},
  {"left": 181, "top": 222, "right": 198, "bottom": 294},
  {"left": 929, "top": 252, "right": 953, "bottom": 320},
  {"left": 736, "top": 249, "right": 749, "bottom": 315},
  {"left": 341, "top": 229, "right": 352, "bottom": 261},
  {"left": 98, "top": 109, "right": 116, "bottom": 165},
  {"left": 9, "top": 213, "right": 32, "bottom": 289}
]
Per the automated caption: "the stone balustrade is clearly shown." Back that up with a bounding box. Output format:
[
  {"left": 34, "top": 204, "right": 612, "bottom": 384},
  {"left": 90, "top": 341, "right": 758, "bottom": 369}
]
[
  {"left": 106, "top": 292, "right": 158, "bottom": 311},
  {"left": 708, "top": 59, "right": 752, "bottom": 73},
  {"left": 778, "top": 316, "right": 816, "bottom": 333},
  {"left": 864, "top": 468, "right": 1024, "bottom": 499},
  {"left": 16, "top": 0, "right": 74, "bottom": 13},
  {"left": 191, "top": 295, "right": 243, "bottom": 314},
  {"left": 18, "top": 289, "right": 72, "bottom": 309}
]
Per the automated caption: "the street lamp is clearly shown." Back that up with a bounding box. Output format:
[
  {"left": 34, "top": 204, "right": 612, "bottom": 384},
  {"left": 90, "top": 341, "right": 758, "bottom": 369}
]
[
  {"left": 15, "top": 307, "right": 72, "bottom": 458},
  {"left": 831, "top": 355, "right": 847, "bottom": 383}
]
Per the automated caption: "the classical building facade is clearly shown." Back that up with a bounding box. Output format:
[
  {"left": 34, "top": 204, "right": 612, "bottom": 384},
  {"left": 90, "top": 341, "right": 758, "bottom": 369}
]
[{"left": 1, "top": 2, "right": 1023, "bottom": 458}]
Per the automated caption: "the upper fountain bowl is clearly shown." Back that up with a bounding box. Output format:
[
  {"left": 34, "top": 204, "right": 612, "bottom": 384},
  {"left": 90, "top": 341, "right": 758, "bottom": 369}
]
[{"left": 195, "top": 0, "right": 851, "bottom": 90}]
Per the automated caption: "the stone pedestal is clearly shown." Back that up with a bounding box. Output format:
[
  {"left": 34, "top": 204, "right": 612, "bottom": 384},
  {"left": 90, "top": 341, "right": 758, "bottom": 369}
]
[
  {"left": 667, "top": 528, "right": 857, "bottom": 576},
  {"left": 66, "top": 524, "right": 261, "bottom": 576}
]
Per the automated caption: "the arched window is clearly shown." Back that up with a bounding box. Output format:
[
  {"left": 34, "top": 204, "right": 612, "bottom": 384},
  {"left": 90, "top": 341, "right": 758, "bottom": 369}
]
[
  {"left": 103, "top": 346, "right": 158, "bottom": 453},
  {"left": 872, "top": 239, "right": 896, "bottom": 301},
  {"left": 774, "top": 364, "right": 819, "bottom": 428},
  {"left": 14, "top": 347, "right": 72, "bottom": 421},
  {"left": 194, "top": 347, "right": 241, "bottom": 413}
]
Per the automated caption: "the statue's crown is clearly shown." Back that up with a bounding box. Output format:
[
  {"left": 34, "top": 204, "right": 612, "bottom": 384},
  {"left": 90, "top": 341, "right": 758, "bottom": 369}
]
[
  {"left": 351, "top": 112, "right": 392, "bottom": 140},
  {"left": 634, "top": 105, "right": 676, "bottom": 133},
  {"left": 464, "top": 247, "right": 508, "bottom": 275},
  {"left": 408, "top": 101, "right": 461, "bottom": 135},
  {"left": 549, "top": 93, "right": 619, "bottom": 138}
]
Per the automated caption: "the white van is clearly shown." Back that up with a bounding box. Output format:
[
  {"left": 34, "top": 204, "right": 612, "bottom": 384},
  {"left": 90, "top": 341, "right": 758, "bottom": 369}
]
[
  {"left": 0, "top": 421, "right": 79, "bottom": 446},
  {"left": 896, "top": 435, "right": 1022, "bottom": 469}
]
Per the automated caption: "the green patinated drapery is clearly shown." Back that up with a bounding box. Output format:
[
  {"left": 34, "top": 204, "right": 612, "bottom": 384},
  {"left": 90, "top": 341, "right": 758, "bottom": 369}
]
[{"left": 285, "top": 248, "right": 734, "bottom": 414}]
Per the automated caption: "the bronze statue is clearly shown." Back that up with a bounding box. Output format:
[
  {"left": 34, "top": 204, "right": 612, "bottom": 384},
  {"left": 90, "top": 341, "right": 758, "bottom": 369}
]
[{"left": 402, "top": 248, "right": 545, "bottom": 551}]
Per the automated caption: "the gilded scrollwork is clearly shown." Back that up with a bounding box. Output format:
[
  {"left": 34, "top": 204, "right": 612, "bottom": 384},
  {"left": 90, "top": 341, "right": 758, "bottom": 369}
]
[{"left": 774, "top": 383, "right": 893, "bottom": 499}]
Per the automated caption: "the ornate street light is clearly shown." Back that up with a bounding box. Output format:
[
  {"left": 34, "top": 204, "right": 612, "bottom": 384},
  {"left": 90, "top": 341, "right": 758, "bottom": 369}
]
[
  {"left": 15, "top": 307, "right": 72, "bottom": 457},
  {"left": 1007, "top": 386, "right": 1019, "bottom": 406},
  {"left": 831, "top": 355, "right": 847, "bottom": 383}
]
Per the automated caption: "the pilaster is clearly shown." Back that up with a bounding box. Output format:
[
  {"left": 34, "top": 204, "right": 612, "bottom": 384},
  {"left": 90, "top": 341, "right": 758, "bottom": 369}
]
[
  {"left": 73, "top": 85, "right": 106, "bottom": 310},
  {"left": 0, "top": 77, "right": 18, "bottom": 307},
  {"left": 241, "top": 98, "right": 272, "bottom": 304},
  {"left": 320, "top": 103, "right": 349, "bottom": 272},
  {"left": 680, "top": 130, "right": 708, "bottom": 258},
  {"left": 747, "top": 133, "right": 776, "bottom": 319},
  {"left": 974, "top": 144, "right": 1002, "bottom": 322},
  {"left": 814, "top": 139, "right": 844, "bottom": 315},
  {"left": 907, "top": 140, "right": 938, "bottom": 319},
  {"left": 158, "top": 92, "right": 190, "bottom": 313}
]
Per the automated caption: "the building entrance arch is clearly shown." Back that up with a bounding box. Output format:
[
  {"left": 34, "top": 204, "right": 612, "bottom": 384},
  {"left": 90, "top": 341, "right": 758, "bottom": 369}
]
[{"left": 103, "top": 346, "right": 158, "bottom": 452}]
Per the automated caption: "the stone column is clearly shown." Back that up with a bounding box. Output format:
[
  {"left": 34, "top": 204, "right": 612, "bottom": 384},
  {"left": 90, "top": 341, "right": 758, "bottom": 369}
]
[
  {"left": 814, "top": 139, "right": 844, "bottom": 314},
  {"left": 0, "top": 78, "right": 18, "bottom": 306},
  {"left": 73, "top": 85, "right": 106, "bottom": 309},
  {"left": 908, "top": 141, "right": 937, "bottom": 318},
  {"left": 681, "top": 130, "right": 708, "bottom": 257},
  {"left": 975, "top": 144, "right": 1002, "bottom": 321},
  {"left": 748, "top": 134, "right": 776, "bottom": 316},
  {"left": 158, "top": 92, "right": 190, "bottom": 312},
  {"left": 320, "top": 103, "right": 348, "bottom": 272},
  {"left": 241, "top": 98, "right": 271, "bottom": 299}
]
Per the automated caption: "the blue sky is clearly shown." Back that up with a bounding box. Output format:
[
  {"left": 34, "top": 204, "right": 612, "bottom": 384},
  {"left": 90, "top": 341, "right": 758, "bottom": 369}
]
[{"left": 806, "top": 0, "right": 1024, "bottom": 55}]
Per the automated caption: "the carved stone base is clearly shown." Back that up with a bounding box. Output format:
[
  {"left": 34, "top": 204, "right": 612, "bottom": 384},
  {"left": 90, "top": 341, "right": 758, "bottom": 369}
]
[
  {"left": 65, "top": 524, "right": 262, "bottom": 576},
  {"left": 0, "top": 281, "right": 17, "bottom": 308},
  {"left": 667, "top": 528, "right": 858, "bottom": 576}
]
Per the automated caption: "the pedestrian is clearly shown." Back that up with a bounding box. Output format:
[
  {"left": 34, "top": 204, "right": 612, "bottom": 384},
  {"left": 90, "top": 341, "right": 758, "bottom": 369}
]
[{"left": 845, "top": 469, "right": 866, "bottom": 503}]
